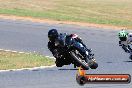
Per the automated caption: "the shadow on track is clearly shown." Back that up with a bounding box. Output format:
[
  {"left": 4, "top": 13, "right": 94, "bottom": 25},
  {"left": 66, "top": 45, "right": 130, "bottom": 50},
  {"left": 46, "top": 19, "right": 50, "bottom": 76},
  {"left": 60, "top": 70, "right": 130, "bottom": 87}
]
[
  {"left": 123, "top": 60, "right": 132, "bottom": 63},
  {"left": 106, "top": 61, "right": 113, "bottom": 63},
  {"left": 58, "top": 68, "right": 78, "bottom": 70},
  {"left": 106, "top": 60, "right": 132, "bottom": 63},
  {"left": 84, "top": 84, "right": 129, "bottom": 88}
]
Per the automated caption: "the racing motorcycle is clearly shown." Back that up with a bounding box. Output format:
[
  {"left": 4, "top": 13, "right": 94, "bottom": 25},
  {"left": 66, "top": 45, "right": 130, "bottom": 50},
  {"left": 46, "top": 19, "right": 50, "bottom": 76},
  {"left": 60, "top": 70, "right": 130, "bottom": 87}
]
[
  {"left": 127, "top": 42, "right": 132, "bottom": 60},
  {"left": 54, "top": 33, "right": 98, "bottom": 70}
]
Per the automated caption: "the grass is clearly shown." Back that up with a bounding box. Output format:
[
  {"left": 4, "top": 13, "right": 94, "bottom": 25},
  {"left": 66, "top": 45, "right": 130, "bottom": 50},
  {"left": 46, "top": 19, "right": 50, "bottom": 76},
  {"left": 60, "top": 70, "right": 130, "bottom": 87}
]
[
  {"left": 0, "top": 51, "right": 55, "bottom": 70},
  {"left": 0, "top": 0, "right": 132, "bottom": 28}
]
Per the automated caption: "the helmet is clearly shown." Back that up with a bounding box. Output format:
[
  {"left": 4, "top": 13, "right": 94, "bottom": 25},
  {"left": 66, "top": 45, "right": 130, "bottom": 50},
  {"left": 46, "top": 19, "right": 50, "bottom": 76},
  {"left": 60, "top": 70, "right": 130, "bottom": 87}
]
[
  {"left": 48, "top": 29, "right": 58, "bottom": 41},
  {"left": 118, "top": 30, "right": 128, "bottom": 41},
  {"left": 128, "top": 33, "right": 132, "bottom": 38},
  {"left": 118, "top": 30, "right": 128, "bottom": 37}
]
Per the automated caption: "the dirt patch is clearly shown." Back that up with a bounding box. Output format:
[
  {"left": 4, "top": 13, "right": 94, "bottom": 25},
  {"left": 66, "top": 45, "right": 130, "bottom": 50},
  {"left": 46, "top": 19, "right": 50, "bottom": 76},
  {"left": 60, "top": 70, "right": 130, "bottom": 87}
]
[{"left": 0, "top": 14, "right": 126, "bottom": 30}]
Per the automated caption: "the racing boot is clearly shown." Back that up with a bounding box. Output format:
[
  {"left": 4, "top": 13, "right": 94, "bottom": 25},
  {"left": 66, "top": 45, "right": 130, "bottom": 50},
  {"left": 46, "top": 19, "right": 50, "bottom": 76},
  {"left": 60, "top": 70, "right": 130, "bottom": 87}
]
[{"left": 55, "top": 58, "right": 64, "bottom": 67}]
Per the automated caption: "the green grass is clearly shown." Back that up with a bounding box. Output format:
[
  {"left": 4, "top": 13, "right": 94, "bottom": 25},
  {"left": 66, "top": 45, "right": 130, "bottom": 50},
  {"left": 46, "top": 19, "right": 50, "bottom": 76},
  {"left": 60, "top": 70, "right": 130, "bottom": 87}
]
[
  {"left": 0, "top": 51, "right": 55, "bottom": 70},
  {"left": 0, "top": 0, "right": 132, "bottom": 28}
]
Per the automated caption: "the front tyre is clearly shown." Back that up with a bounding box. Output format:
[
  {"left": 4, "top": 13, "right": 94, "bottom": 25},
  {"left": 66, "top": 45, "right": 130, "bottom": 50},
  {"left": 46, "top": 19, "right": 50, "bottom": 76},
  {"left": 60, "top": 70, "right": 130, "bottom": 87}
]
[
  {"left": 70, "top": 51, "right": 89, "bottom": 70},
  {"left": 90, "top": 62, "right": 98, "bottom": 69},
  {"left": 88, "top": 59, "right": 98, "bottom": 69}
]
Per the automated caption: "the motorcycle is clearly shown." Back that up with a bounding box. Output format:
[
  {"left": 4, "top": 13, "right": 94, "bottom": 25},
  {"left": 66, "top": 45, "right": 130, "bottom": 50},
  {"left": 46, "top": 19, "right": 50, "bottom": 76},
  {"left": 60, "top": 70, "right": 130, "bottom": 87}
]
[
  {"left": 127, "top": 42, "right": 132, "bottom": 60},
  {"left": 54, "top": 33, "right": 98, "bottom": 70}
]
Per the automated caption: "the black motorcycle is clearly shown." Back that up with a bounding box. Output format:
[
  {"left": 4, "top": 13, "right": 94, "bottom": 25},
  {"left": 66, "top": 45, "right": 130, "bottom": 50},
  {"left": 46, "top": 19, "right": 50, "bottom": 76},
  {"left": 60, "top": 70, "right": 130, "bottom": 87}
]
[{"left": 54, "top": 33, "right": 98, "bottom": 70}]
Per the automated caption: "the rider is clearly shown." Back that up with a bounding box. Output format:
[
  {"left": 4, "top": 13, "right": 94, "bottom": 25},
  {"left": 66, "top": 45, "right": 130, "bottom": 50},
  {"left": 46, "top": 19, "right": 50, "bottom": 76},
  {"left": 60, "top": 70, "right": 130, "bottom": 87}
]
[
  {"left": 118, "top": 29, "right": 132, "bottom": 59},
  {"left": 48, "top": 29, "right": 91, "bottom": 67}
]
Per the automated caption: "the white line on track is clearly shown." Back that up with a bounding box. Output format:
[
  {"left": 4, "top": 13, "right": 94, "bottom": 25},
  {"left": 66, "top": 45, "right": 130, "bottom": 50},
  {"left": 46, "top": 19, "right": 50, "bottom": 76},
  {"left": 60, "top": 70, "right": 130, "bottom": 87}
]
[
  {"left": 45, "top": 56, "right": 55, "bottom": 59},
  {"left": 0, "top": 65, "right": 56, "bottom": 72},
  {"left": 0, "top": 49, "right": 27, "bottom": 54}
]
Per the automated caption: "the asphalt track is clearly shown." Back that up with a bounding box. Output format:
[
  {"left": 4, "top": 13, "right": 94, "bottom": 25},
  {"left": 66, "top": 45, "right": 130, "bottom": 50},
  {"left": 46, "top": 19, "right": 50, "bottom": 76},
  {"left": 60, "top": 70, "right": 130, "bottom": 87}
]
[{"left": 0, "top": 19, "right": 132, "bottom": 88}]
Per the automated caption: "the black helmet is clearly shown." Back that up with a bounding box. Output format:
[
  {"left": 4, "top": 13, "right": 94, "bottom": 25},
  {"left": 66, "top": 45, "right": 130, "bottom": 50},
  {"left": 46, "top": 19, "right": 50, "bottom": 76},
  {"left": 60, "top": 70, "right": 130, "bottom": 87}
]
[{"left": 48, "top": 29, "right": 58, "bottom": 41}]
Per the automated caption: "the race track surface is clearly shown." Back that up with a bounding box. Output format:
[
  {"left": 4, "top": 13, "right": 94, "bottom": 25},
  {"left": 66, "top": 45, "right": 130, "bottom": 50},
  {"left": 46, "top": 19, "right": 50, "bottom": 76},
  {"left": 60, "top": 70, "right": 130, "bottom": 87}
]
[{"left": 0, "top": 19, "right": 131, "bottom": 88}]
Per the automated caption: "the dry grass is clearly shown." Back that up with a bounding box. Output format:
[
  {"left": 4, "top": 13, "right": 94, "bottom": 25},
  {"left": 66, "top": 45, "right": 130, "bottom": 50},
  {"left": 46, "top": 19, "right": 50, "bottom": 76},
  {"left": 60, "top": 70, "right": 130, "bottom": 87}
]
[
  {"left": 0, "top": 0, "right": 57, "bottom": 11},
  {"left": 0, "top": 0, "right": 132, "bottom": 28},
  {"left": 0, "top": 50, "right": 55, "bottom": 70}
]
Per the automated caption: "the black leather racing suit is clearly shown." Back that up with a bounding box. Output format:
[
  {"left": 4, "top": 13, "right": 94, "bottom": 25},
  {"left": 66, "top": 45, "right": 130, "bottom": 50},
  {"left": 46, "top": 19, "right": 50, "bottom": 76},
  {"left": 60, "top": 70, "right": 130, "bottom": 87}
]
[{"left": 48, "top": 33, "right": 88, "bottom": 67}]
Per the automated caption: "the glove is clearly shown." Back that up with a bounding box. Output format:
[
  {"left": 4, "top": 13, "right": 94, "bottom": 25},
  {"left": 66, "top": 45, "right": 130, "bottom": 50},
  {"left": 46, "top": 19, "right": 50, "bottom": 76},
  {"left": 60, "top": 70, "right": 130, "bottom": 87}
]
[{"left": 119, "top": 41, "right": 122, "bottom": 46}]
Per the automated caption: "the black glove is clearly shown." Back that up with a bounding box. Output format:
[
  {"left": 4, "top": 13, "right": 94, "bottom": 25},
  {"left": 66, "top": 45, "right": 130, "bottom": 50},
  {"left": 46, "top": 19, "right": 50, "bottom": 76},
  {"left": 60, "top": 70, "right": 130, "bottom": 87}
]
[{"left": 119, "top": 41, "right": 122, "bottom": 46}]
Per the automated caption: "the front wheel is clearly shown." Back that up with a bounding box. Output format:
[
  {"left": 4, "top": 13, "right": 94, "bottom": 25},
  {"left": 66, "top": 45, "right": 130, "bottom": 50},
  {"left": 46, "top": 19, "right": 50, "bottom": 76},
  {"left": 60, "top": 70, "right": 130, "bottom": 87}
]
[
  {"left": 70, "top": 51, "right": 89, "bottom": 70},
  {"left": 88, "top": 59, "right": 98, "bottom": 69},
  {"left": 89, "top": 62, "right": 98, "bottom": 69}
]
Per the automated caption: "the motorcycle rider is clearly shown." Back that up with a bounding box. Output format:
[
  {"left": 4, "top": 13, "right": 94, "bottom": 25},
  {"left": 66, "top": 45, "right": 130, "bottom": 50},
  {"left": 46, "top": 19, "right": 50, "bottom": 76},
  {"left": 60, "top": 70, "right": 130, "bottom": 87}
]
[
  {"left": 48, "top": 29, "right": 92, "bottom": 67},
  {"left": 118, "top": 29, "right": 132, "bottom": 59}
]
